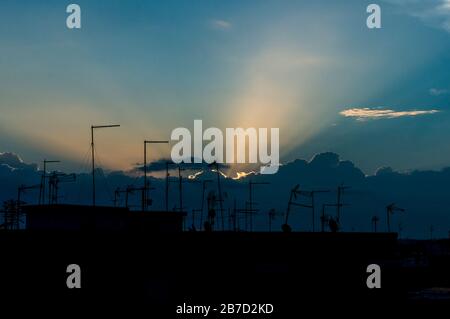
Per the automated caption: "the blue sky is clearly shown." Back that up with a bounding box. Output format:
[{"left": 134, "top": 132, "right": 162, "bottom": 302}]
[{"left": 0, "top": 0, "right": 449, "bottom": 174}]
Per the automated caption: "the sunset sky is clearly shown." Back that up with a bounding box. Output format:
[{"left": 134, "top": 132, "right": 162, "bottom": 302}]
[{"left": 0, "top": 0, "right": 449, "bottom": 175}]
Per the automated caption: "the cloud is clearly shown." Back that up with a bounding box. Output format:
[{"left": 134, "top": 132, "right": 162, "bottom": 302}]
[
  {"left": 385, "top": 0, "right": 450, "bottom": 33},
  {"left": 340, "top": 107, "right": 440, "bottom": 120},
  {"left": 0, "top": 152, "right": 37, "bottom": 171},
  {"left": 2, "top": 151, "right": 450, "bottom": 238},
  {"left": 188, "top": 171, "right": 203, "bottom": 180},
  {"left": 419, "top": 0, "right": 450, "bottom": 33},
  {"left": 232, "top": 171, "right": 257, "bottom": 180},
  {"left": 430, "top": 88, "right": 450, "bottom": 96},
  {"left": 133, "top": 157, "right": 229, "bottom": 173},
  {"left": 210, "top": 19, "right": 232, "bottom": 30}
]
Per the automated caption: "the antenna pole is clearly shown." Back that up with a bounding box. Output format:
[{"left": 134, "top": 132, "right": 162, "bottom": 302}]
[
  {"left": 248, "top": 183, "right": 253, "bottom": 230},
  {"left": 143, "top": 140, "right": 169, "bottom": 211},
  {"left": 143, "top": 141, "right": 147, "bottom": 211},
  {"left": 166, "top": 162, "right": 169, "bottom": 212},
  {"left": 248, "top": 180, "right": 269, "bottom": 231},
  {"left": 113, "top": 188, "right": 120, "bottom": 207},
  {"left": 200, "top": 181, "right": 205, "bottom": 229},
  {"left": 213, "top": 162, "right": 224, "bottom": 230},
  {"left": 336, "top": 185, "right": 350, "bottom": 223},
  {"left": 178, "top": 166, "right": 182, "bottom": 212},
  {"left": 285, "top": 190, "right": 294, "bottom": 225},
  {"left": 125, "top": 186, "right": 130, "bottom": 208},
  {"left": 311, "top": 192, "right": 315, "bottom": 232},
  {"left": 39, "top": 159, "right": 60, "bottom": 205},
  {"left": 91, "top": 125, "right": 95, "bottom": 206},
  {"left": 310, "top": 190, "right": 329, "bottom": 232},
  {"left": 321, "top": 204, "right": 326, "bottom": 232},
  {"left": 386, "top": 203, "right": 404, "bottom": 232},
  {"left": 199, "top": 180, "right": 212, "bottom": 230},
  {"left": 337, "top": 187, "right": 341, "bottom": 222},
  {"left": 39, "top": 161, "right": 45, "bottom": 205},
  {"left": 91, "top": 124, "right": 120, "bottom": 207}
]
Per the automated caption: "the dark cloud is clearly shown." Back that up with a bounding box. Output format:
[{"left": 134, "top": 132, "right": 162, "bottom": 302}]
[
  {"left": 1, "top": 151, "right": 450, "bottom": 238},
  {"left": 133, "top": 157, "right": 229, "bottom": 173},
  {"left": 0, "top": 152, "right": 37, "bottom": 171}
]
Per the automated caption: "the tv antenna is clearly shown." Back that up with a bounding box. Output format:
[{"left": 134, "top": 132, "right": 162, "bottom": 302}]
[
  {"left": 198, "top": 179, "right": 212, "bottom": 230},
  {"left": 143, "top": 140, "right": 169, "bottom": 211},
  {"left": 209, "top": 162, "right": 225, "bottom": 230},
  {"left": 47, "top": 172, "right": 76, "bottom": 204},
  {"left": 336, "top": 184, "right": 351, "bottom": 224},
  {"left": 283, "top": 185, "right": 329, "bottom": 232},
  {"left": 39, "top": 159, "right": 60, "bottom": 205},
  {"left": 91, "top": 124, "right": 120, "bottom": 206},
  {"left": 247, "top": 180, "right": 269, "bottom": 231},
  {"left": 386, "top": 203, "right": 405, "bottom": 232}
]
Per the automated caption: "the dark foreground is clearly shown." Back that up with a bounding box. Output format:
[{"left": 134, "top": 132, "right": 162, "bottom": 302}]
[{"left": 1, "top": 231, "right": 449, "bottom": 317}]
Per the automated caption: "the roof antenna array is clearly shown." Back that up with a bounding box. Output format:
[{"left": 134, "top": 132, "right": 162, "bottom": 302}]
[{"left": 283, "top": 184, "right": 329, "bottom": 232}]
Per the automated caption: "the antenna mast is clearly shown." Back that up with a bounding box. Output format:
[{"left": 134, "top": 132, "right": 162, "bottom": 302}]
[
  {"left": 91, "top": 124, "right": 120, "bottom": 207},
  {"left": 39, "top": 159, "right": 60, "bottom": 205},
  {"left": 248, "top": 180, "right": 269, "bottom": 231},
  {"left": 143, "top": 140, "right": 168, "bottom": 211},
  {"left": 336, "top": 185, "right": 350, "bottom": 223}
]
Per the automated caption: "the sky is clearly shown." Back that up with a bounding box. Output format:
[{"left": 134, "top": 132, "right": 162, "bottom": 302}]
[{"left": 0, "top": 0, "right": 449, "bottom": 175}]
